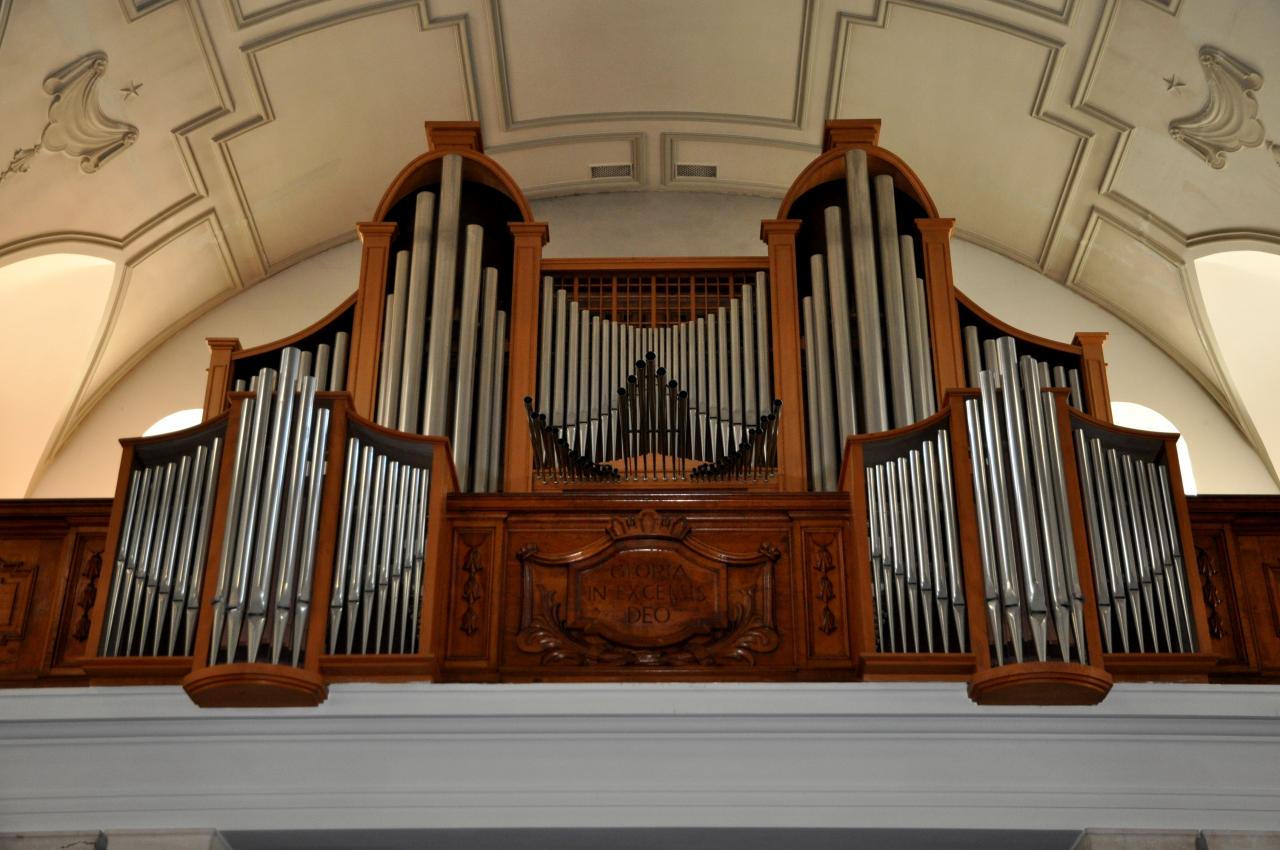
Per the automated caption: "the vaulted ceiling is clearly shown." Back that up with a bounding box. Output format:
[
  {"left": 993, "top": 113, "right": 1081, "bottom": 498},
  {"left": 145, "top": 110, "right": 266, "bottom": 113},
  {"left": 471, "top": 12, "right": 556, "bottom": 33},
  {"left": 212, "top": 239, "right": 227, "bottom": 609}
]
[{"left": 1, "top": 0, "right": 1278, "bottom": 494}]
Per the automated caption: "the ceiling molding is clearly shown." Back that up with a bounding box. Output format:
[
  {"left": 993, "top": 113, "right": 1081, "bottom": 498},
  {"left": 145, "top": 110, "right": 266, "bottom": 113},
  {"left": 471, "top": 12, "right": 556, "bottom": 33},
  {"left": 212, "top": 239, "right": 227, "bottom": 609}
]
[
  {"left": 212, "top": 0, "right": 479, "bottom": 275},
  {"left": 487, "top": 132, "right": 646, "bottom": 198},
  {"left": 226, "top": 0, "right": 330, "bottom": 29},
  {"left": 0, "top": 0, "right": 10, "bottom": 49},
  {"left": 1064, "top": 207, "right": 1274, "bottom": 481},
  {"left": 827, "top": 1, "right": 1093, "bottom": 272},
  {"left": 987, "top": 0, "right": 1075, "bottom": 25},
  {"left": 0, "top": 0, "right": 234, "bottom": 266},
  {"left": 1136, "top": 0, "right": 1182, "bottom": 15},
  {"left": 489, "top": 0, "right": 815, "bottom": 131},
  {"left": 33, "top": 209, "right": 242, "bottom": 490},
  {"left": 658, "top": 132, "right": 817, "bottom": 197}
]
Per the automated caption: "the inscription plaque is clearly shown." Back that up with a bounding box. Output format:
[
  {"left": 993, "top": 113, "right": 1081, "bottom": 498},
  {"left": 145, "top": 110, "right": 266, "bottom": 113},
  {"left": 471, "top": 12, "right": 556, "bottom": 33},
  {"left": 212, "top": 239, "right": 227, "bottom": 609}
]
[{"left": 567, "top": 549, "right": 726, "bottom": 647}]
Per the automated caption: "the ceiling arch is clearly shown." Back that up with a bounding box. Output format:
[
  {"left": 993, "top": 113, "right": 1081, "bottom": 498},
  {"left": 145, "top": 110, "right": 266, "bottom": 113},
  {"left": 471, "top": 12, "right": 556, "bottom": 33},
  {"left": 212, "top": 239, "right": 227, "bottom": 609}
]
[{"left": 0, "top": 0, "right": 1275, "bottom": 484}]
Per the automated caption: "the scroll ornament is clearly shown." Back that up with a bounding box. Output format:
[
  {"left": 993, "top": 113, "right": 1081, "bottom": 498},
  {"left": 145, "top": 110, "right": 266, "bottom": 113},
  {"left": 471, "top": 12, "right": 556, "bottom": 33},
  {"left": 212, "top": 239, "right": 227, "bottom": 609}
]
[
  {"left": 0, "top": 52, "right": 138, "bottom": 185},
  {"left": 1169, "top": 47, "right": 1265, "bottom": 169}
]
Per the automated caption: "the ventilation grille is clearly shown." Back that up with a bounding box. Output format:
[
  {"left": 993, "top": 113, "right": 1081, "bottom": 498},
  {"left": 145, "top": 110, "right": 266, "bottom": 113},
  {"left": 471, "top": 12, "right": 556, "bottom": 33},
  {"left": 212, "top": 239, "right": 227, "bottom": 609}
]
[
  {"left": 676, "top": 163, "right": 717, "bottom": 179},
  {"left": 590, "top": 163, "right": 633, "bottom": 179}
]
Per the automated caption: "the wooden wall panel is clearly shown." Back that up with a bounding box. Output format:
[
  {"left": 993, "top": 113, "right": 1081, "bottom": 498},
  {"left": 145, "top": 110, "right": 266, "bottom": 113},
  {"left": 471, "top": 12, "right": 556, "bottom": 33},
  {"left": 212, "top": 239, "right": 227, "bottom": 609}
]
[{"left": 0, "top": 501, "right": 111, "bottom": 686}]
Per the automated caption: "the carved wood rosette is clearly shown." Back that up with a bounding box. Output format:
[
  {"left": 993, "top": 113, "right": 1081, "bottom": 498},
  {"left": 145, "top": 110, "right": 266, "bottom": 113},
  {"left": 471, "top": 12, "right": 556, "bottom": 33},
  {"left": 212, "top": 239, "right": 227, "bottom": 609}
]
[{"left": 513, "top": 510, "right": 781, "bottom": 668}]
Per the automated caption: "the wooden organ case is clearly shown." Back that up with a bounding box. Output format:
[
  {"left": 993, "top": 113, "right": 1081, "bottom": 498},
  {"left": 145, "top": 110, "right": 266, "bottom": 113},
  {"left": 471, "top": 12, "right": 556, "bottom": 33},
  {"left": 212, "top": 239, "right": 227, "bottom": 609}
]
[{"left": 78, "top": 120, "right": 1217, "bottom": 707}]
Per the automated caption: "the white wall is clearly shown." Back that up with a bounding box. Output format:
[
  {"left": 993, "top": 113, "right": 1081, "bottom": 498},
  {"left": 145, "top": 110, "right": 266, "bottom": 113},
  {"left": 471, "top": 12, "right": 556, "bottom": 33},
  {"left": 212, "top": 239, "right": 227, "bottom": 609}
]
[
  {"left": 29, "top": 194, "right": 1277, "bottom": 495},
  {"left": 951, "top": 240, "right": 1277, "bottom": 494},
  {"left": 534, "top": 191, "right": 775, "bottom": 258},
  {"left": 30, "top": 241, "right": 360, "bottom": 497}
]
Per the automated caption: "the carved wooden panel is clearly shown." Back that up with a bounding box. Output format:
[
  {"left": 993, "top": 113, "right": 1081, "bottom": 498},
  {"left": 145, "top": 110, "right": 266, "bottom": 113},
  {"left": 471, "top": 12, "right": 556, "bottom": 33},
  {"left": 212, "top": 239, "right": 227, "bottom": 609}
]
[
  {"left": 444, "top": 525, "right": 499, "bottom": 666},
  {"left": 1232, "top": 532, "right": 1280, "bottom": 674},
  {"left": 798, "top": 526, "right": 853, "bottom": 662},
  {"left": 49, "top": 531, "right": 108, "bottom": 673},
  {"left": 1191, "top": 526, "right": 1255, "bottom": 673},
  {"left": 511, "top": 511, "right": 782, "bottom": 669},
  {"left": 0, "top": 556, "right": 38, "bottom": 645}
]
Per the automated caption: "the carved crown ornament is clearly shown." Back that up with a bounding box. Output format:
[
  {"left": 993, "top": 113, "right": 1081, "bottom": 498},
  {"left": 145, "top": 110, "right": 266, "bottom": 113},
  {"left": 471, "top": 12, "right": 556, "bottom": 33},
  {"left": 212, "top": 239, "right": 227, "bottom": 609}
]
[
  {"left": 1169, "top": 47, "right": 1267, "bottom": 170},
  {"left": 0, "top": 52, "right": 139, "bottom": 186}
]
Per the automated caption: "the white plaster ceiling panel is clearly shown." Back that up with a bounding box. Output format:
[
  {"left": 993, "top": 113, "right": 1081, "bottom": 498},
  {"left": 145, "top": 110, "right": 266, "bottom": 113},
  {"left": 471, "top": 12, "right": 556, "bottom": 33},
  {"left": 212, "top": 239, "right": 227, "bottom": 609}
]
[
  {"left": 1109, "top": 128, "right": 1280, "bottom": 238},
  {"left": 663, "top": 135, "right": 816, "bottom": 196},
  {"left": 0, "top": 0, "right": 223, "bottom": 249},
  {"left": 1078, "top": 0, "right": 1203, "bottom": 130},
  {"left": 1072, "top": 215, "right": 1217, "bottom": 388},
  {"left": 0, "top": 255, "right": 114, "bottom": 497},
  {"left": 495, "top": 0, "right": 808, "bottom": 127},
  {"left": 224, "top": 7, "right": 471, "bottom": 268},
  {"left": 1081, "top": 0, "right": 1280, "bottom": 239},
  {"left": 86, "top": 218, "right": 236, "bottom": 401},
  {"left": 490, "top": 135, "right": 641, "bottom": 197},
  {"left": 831, "top": 4, "right": 1082, "bottom": 266}
]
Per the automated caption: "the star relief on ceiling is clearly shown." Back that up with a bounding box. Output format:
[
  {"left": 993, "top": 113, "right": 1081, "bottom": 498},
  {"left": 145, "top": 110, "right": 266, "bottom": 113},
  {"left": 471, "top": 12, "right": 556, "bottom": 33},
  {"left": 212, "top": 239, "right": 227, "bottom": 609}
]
[
  {"left": 0, "top": 51, "right": 139, "bottom": 186},
  {"left": 1168, "top": 46, "right": 1266, "bottom": 170}
]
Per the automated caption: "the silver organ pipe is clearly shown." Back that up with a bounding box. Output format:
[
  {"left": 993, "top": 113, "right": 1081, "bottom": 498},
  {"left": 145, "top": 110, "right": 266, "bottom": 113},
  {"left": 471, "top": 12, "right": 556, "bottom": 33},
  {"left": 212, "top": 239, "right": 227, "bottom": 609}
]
[
  {"left": 327, "top": 425, "right": 433, "bottom": 655},
  {"left": 1071, "top": 423, "right": 1198, "bottom": 656},
  {"left": 527, "top": 271, "right": 779, "bottom": 484},
  {"left": 205, "top": 347, "right": 333, "bottom": 666},
  {"left": 961, "top": 322, "right": 1086, "bottom": 413},
  {"left": 862, "top": 423, "right": 966, "bottom": 654},
  {"left": 101, "top": 428, "right": 223, "bottom": 659},
  {"left": 422, "top": 155, "right": 463, "bottom": 438},
  {"left": 361, "top": 158, "right": 513, "bottom": 492},
  {"left": 800, "top": 161, "right": 941, "bottom": 490}
]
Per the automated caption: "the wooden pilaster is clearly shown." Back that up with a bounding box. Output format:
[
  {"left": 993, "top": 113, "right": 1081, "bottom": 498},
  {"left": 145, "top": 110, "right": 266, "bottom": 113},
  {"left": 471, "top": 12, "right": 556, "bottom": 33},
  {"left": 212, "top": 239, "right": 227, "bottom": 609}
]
[
  {"left": 350, "top": 222, "right": 398, "bottom": 419},
  {"left": 761, "top": 219, "right": 807, "bottom": 491},
  {"left": 916, "top": 218, "right": 965, "bottom": 402},
  {"left": 503, "top": 221, "right": 550, "bottom": 493},
  {"left": 1073, "top": 332, "right": 1112, "bottom": 421},
  {"left": 202, "top": 338, "right": 241, "bottom": 420}
]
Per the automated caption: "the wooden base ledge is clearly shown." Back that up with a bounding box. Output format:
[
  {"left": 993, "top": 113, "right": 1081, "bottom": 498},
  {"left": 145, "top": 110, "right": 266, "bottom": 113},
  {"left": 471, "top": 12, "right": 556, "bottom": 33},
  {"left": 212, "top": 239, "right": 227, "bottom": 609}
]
[
  {"left": 967, "top": 661, "right": 1113, "bottom": 706},
  {"left": 182, "top": 663, "right": 328, "bottom": 708}
]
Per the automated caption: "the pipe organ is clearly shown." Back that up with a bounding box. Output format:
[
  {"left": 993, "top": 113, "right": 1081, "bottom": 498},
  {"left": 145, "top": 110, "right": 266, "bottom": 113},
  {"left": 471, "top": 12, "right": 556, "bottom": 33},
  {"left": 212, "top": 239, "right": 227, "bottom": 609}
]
[
  {"left": 528, "top": 268, "right": 778, "bottom": 484},
  {"left": 78, "top": 119, "right": 1215, "bottom": 708}
]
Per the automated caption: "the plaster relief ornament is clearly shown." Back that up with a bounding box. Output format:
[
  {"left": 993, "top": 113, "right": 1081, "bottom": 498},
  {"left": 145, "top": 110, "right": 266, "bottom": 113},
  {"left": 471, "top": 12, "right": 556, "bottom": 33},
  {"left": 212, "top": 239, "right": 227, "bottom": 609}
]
[
  {"left": 0, "top": 52, "right": 138, "bottom": 186},
  {"left": 1169, "top": 47, "right": 1265, "bottom": 169}
]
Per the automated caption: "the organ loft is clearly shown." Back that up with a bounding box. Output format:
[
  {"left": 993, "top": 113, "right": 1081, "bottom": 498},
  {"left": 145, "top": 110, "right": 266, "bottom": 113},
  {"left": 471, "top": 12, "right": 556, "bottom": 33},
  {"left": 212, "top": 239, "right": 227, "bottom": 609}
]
[{"left": 12, "top": 116, "right": 1265, "bottom": 709}]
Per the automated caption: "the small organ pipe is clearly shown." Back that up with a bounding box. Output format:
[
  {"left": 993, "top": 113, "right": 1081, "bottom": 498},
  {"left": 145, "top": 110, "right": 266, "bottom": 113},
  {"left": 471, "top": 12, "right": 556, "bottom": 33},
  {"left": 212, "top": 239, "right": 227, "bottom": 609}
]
[
  {"left": 451, "top": 226, "right": 486, "bottom": 489},
  {"left": 472, "top": 269, "right": 500, "bottom": 492},
  {"left": 754, "top": 271, "right": 771, "bottom": 414},
  {"left": 552, "top": 289, "right": 567, "bottom": 430},
  {"left": 422, "top": 155, "right": 463, "bottom": 437},
  {"left": 538, "top": 277, "right": 554, "bottom": 416},
  {"left": 330, "top": 332, "right": 349, "bottom": 392},
  {"left": 1074, "top": 428, "right": 1113, "bottom": 652},
  {"left": 381, "top": 251, "right": 410, "bottom": 427},
  {"left": 808, "top": 255, "right": 837, "bottom": 490},
  {"left": 329, "top": 437, "right": 360, "bottom": 653},
  {"left": 900, "top": 236, "right": 932, "bottom": 418},
  {"left": 963, "top": 326, "right": 982, "bottom": 388},
  {"left": 978, "top": 370, "right": 1025, "bottom": 663},
  {"left": 742, "top": 285, "right": 758, "bottom": 428},
  {"left": 823, "top": 206, "right": 858, "bottom": 442},
  {"left": 101, "top": 468, "right": 142, "bottom": 656},
  {"left": 965, "top": 398, "right": 1003, "bottom": 662},
  {"left": 399, "top": 192, "right": 435, "bottom": 430},
  {"left": 489, "top": 310, "right": 507, "bottom": 491},
  {"left": 996, "top": 338, "right": 1048, "bottom": 662},
  {"left": 846, "top": 149, "right": 888, "bottom": 433},
  {"left": 874, "top": 174, "right": 914, "bottom": 428}
]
